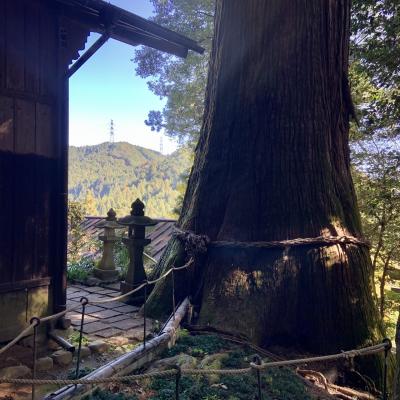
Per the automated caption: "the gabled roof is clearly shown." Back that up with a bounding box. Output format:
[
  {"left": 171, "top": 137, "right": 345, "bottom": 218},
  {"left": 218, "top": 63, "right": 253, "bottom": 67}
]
[
  {"left": 79, "top": 216, "right": 176, "bottom": 261},
  {"left": 54, "top": 0, "right": 204, "bottom": 58}
]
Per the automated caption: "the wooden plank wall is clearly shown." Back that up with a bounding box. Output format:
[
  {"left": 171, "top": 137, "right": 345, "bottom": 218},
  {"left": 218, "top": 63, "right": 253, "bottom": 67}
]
[{"left": 0, "top": 0, "right": 59, "bottom": 289}]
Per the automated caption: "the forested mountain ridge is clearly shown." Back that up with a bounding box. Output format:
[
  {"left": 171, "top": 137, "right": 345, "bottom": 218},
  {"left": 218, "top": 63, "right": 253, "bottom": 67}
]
[{"left": 68, "top": 142, "right": 190, "bottom": 218}]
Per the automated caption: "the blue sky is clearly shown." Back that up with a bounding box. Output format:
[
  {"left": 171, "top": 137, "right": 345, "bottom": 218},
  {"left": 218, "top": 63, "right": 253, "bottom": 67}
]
[{"left": 69, "top": 0, "right": 177, "bottom": 153}]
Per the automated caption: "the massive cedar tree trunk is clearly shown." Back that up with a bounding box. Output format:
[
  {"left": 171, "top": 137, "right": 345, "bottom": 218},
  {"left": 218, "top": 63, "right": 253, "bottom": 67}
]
[{"left": 148, "top": 0, "right": 382, "bottom": 364}]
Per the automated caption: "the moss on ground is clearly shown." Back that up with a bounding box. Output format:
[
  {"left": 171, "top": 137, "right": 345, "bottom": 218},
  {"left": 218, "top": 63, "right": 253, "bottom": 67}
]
[
  {"left": 83, "top": 388, "right": 138, "bottom": 400},
  {"left": 161, "top": 331, "right": 230, "bottom": 358},
  {"left": 148, "top": 349, "right": 310, "bottom": 400},
  {"left": 83, "top": 333, "right": 312, "bottom": 400}
]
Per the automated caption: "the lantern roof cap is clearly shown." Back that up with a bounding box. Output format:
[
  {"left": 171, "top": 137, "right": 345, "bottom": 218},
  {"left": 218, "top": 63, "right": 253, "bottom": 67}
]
[
  {"left": 95, "top": 208, "right": 123, "bottom": 228},
  {"left": 117, "top": 199, "right": 157, "bottom": 226}
]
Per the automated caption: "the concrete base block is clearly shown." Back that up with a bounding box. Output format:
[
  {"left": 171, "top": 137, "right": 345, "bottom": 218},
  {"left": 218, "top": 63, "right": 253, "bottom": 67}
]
[
  {"left": 0, "top": 285, "right": 51, "bottom": 342},
  {"left": 51, "top": 350, "right": 73, "bottom": 366},
  {"left": 93, "top": 268, "right": 119, "bottom": 282},
  {"left": 37, "top": 357, "right": 54, "bottom": 372}
]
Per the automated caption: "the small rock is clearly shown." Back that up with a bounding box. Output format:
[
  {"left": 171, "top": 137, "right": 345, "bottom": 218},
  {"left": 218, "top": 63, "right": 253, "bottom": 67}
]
[
  {"left": 150, "top": 354, "right": 198, "bottom": 371},
  {"left": 79, "top": 346, "right": 91, "bottom": 358},
  {"left": 211, "top": 383, "right": 228, "bottom": 390},
  {"left": 0, "top": 365, "right": 31, "bottom": 379},
  {"left": 200, "top": 352, "right": 231, "bottom": 383},
  {"left": 85, "top": 276, "right": 101, "bottom": 286},
  {"left": 108, "top": 336, "right": 129, "bottom": 346},
  {"left": 88, "top": 340, "right": 108, "bottom": 354},
  {"left": 51, "top": 350, "right": 73, "bottom": 366},
  {"left": 36, "top": 357, "right": 53, "bottom": 372},
  {"left": 48, "top": 339, "right": 62, "bottom": 351},
  {"left": 200, "top": 352, "right": 230, "bottom": 369}
]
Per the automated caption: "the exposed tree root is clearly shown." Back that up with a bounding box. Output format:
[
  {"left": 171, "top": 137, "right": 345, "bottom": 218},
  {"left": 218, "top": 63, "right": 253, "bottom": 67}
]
[
  {"left": 298, "top": 368, "right": 377, "bottom": 399},
  {"left": 184, "top": 324, "right": 282, "bottom": 361}
]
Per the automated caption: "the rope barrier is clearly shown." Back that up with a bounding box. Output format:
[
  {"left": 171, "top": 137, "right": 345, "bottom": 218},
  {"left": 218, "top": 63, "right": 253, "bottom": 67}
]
[
  {"left": 91, "top": 258, "right": 194, "bottom": 303},
  {"left": 0, "top": 221, "right": 389, "bottom": 400},
  {"left": 248, "top": 343, "right": 387, "bottom": 371},
  {"left": 0, "top": 321, "right": 37, "bottom": 356},
  {"left": 0, "top": 341, "right": 390, "bottom": 386},
  {"left": 40, "top": 303, "right": 82, "bottom": 323},
  {"left": 0, "top": 258, "right": 194, "bottom": 355},
  {"left": 90, "top": 282, "right": 149, "bottom": 304}
]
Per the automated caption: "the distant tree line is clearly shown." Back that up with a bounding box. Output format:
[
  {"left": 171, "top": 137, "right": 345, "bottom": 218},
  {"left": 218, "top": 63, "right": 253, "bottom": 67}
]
[{"left": 68, "top": 142, "right": 191, "bottom": 218}]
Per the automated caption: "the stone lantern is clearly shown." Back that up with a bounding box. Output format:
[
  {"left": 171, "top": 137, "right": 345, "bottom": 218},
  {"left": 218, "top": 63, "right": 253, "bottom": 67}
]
[
  {"left": 93, "top": 208, "right": 121, "bottom": 282},
  {"left": 118, "top": 199, "right": 157, "bottom": 303}
]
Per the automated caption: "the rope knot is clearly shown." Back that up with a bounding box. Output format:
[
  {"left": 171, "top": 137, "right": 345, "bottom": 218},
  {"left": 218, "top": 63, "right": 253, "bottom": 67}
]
[
  {"left": 250, "top": 362, "right": 263, "bottom": 370},
  {"left": 174, "top": 227, "right": 210, "bottom": 258}
]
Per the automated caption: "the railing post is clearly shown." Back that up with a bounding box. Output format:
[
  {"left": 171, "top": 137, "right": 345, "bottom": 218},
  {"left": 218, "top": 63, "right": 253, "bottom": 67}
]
[
  {"left": 253, "top": 354, "right": 263, "bottom": 400},
  {"left": 75, "top": 297, "right": 88, "bottom": 380},
  {"left": 143, "top": 282, "right": 147, "bottom": 348},
  {"left": 30, "top": 317, "right": 40, "bottom": 400},
  {"left": 382, "top": 338, "right": 392, "bottom": 400},
  {"left": 172, "top": 268, "right": 176, "bottom": 320},
  {"left": 174, "top": 365, "right": 182, "bottom": 400}
]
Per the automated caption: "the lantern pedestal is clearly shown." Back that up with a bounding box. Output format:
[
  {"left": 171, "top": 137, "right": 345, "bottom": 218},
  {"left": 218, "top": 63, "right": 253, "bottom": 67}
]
[
  {"left": 93, "top": 209, "right": 121, "bottom": 282},
  {"left": 118, "top": 199, "right": 156, "bottom": 305}
]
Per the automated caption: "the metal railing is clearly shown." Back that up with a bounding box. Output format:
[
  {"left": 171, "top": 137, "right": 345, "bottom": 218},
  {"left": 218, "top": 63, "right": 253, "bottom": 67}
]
[
  {"left": 0, "top": 256, "right": 393, "bottom": 400},
  {"left": 0, "top": 340, "right": 392, "bottom": 400},
  {"left": 0, "top": 258, "right": 194, "bottom": 399}
]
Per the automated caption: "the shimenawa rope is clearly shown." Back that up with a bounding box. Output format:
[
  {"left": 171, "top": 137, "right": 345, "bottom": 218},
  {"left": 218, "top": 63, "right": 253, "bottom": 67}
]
[{"left": 174, "top": 227, "right": 370, "bottom": 250}]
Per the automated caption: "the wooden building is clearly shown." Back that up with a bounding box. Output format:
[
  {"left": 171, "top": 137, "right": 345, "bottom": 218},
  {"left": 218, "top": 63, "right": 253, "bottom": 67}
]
[{"left": 0, "top": 0, "right": 202, "bottom": 342}]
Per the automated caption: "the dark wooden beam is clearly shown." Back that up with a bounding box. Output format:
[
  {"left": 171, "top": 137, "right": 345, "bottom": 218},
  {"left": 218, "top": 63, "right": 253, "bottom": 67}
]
[
  {"left": 0, "top": 277, "right": 51, "bottom": 294},
  {"left": 67, "top": 33, "right": 109, "bottom": 78},
  {"left": 52, "top": 0, "right": 204, "bottom": 57},
  {"left": 111, "top": 26, "right": 188, "bottom": 58}
]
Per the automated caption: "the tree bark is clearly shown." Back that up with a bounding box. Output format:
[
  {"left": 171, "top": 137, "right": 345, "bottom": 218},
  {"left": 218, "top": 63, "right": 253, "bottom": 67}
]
[
  {"left": 394, "top": 307, "right": 400, "bottom": 400},
  {"left": 372, "top": 222, "right": 385, "bottom": 282},
  {"left": 379, "top": 253, "right": 392, "bottom": 320},
  {"left": 147, "top": 0, "right": 382, "bottom": 370}
]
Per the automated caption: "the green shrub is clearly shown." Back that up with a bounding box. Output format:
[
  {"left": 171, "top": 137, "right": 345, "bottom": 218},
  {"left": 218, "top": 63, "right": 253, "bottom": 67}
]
[
  {"left": 114, "top": 238, "right": 130, "bottom": 279},
  {"left": 67, "top": 256, "right": 95, "bottom": 282},
  {"left": 162, "top": 334, "right": 229, "bottom": 358},
  {"left": 67, "top": 366, "right": 94, "bottom": 379},
  {"left": 91, "top": 335, "right": 311, "bottom": 400},
  {"left": 68, "top": 331, "right": 90, "bottom": 347}
]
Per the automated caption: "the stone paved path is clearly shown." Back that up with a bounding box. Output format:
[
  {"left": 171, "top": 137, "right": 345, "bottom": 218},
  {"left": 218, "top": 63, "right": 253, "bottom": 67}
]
[{"left": 66, "top": 285, "right": 153, "bottom": 340}]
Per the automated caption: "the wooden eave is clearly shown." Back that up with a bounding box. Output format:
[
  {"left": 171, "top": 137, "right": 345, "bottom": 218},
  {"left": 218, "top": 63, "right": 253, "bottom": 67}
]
[{"left": 52, "top": 0, "right": 205, "bottom": 58}]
